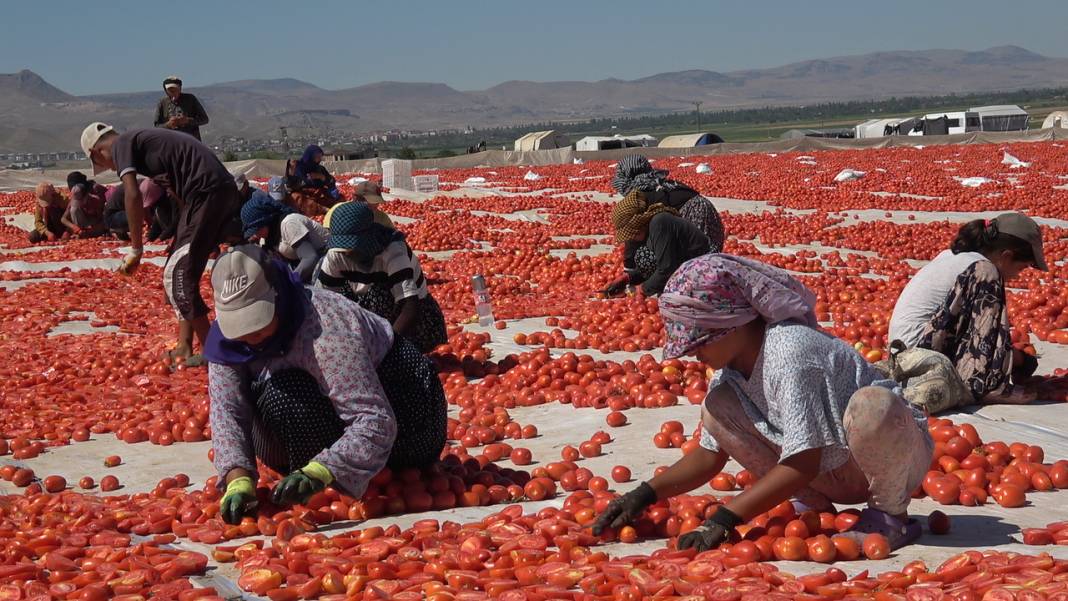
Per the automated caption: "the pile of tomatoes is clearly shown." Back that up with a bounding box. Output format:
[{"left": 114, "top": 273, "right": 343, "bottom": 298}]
[{"left": 919, "top": 417, "right": 1067, "bottom": 508}]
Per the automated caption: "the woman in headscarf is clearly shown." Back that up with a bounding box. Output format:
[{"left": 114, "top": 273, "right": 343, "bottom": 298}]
[
  {"left": 205, "top": 245, "right": 446, "bottom": 524},
  {"left": 61, "top": 172, "right": 107, "bottom": 238},
  {"left": 605, "top": 190, "right": 710, "bottom": 296},
  {"left": 593, "top": 253, "right": 932, "bottom": 553},
  {"left": 241, "top": 194, "right": 330, "bottom": 283},
  {"left": 291, "top": 145, "right": 342, "bottom": 210},
  {"left": 29, "top": 183, "right": 72, "bottom": 243},
  {"left": 316, "top": 202, "right": 447, "bottom": 353},
  {"left": 609, "top": 155, "right": 725, "bottom": 285},
  {"left": 890, "top": 213, "right": 1046, "bottom": 405}
]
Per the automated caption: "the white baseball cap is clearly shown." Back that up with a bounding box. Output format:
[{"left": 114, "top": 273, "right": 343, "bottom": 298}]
[
  {"left": 211, "top": 245, "right": 278, "bottom": 340},
  {"left": 80, "top": 122, "right": 115, "bottom": 175}
]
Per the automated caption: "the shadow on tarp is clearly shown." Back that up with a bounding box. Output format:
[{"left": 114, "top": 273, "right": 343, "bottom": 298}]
[{"left": 920, "top": 513, "right": 1019, "bottom": 548}]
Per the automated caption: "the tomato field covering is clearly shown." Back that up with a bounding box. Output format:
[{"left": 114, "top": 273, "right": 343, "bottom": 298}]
[{"left": 2, "top": 141, "right": 1068, "bottom": 599}]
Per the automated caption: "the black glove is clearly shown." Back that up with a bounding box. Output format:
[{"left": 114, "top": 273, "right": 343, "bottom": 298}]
[
  {"left": 591, "top": 481, "right": 657, "bottom": 535},
  {"left": 677, "top": 506, "right": 742, "bottom": 552},
  {"left": 271, "top": 470, "right": 327, "bottom": 506},
  {"left": 602, "top": 276, "right": 630, "bottom": 298},
  {"left": 219, "top": 477, "right": 257, "bottom": 525}
]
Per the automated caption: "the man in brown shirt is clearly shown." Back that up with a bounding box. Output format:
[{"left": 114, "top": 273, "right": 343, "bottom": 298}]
[{"left": 154, "top": 76, "right": 209, "bottom": 141}]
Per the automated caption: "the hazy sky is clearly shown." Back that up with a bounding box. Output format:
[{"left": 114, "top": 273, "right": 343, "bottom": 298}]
[{"left": 4, "top": 0, "right": 1068, "bottom": 95}]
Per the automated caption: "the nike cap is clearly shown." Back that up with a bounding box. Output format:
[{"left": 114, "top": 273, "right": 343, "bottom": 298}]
[{"left": 211, "top": 245, "right": 278, "bottom": 339}]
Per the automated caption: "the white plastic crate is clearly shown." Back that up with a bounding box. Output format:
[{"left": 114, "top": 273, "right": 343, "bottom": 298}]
[
  {"left": 412, "top": 174, "right": 439, "bottom": 193},
  {"left": 382, "top": 159, "right": 413, "bottom": 190}
]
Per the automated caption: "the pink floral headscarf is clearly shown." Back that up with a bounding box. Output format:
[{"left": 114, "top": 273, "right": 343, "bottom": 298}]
[{"left": 659, "top": 253, "right": 819, "bottom": 359}]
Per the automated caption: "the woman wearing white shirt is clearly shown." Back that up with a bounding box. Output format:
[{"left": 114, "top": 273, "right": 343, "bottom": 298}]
[
  {"left": 889, "top": 213, "right": 1046, "bottom": 404},
  {"left": 241, "top": 195, "right": 329, "bottom": 283}
]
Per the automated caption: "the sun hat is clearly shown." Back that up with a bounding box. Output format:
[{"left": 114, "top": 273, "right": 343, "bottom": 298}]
[
  {"left": 211, "top": 245, "right": 278, "bottom": 340},
  {"left": 267, "top": 176, "right": 286, "bottom": 201},
  {"left": 353, "top": 180, "right": 385, "bottom": 205},
  {"left": 993, "top": 212, "right": 1047, "bottom": 271},
  {"left": 80, "top": 122, "right": 116, "bottom": 175}
]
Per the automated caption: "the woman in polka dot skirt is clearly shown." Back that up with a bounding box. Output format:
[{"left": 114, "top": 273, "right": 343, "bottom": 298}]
[
  {"left": 316, "top": 202, "right": 447, "bottom": 353},
  {"left": 203, "top": 245, "right": 446, "bottom": 525}
]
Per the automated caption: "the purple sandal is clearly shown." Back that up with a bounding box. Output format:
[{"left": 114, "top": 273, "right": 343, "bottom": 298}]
[{"left": 840, "top": 508, "right": 922, "bottom": 550}]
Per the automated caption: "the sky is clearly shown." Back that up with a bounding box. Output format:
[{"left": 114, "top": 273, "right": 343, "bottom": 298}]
[{"left": 4, "top": 0, "right": 1068, "bottom": 96}]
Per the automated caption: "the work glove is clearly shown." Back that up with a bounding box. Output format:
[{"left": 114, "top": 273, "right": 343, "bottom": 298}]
[
  {"left": 591, "top": 481, "right": 657, "bottom": 536},
  {"left": 602, "top": 276, "right": 630, "bottom": 298},
  {"left": 219, "top": 476, "right": 258, "bottom": 525},
  {"left": 271, "top": 461, "right": 333, "bottom": 506},
  {"left": 677, "top": 505, "right": 743, "bottom": 552},
  {"left": 117, "top": 248, "right": 142, "bottom": 275}
]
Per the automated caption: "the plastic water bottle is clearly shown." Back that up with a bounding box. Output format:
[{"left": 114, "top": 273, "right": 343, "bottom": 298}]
[{"left": 472, "top": 274, "right": 495, "bottom": 327}]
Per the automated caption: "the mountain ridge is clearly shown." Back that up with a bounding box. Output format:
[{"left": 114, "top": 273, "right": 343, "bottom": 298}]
[{"left": 3, "top": 45, "right": 1068, "bottom": 153}]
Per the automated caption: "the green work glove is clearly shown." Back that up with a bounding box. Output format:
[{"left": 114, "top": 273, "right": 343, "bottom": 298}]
[
  {"left": 271, "top": 461, "right": 333, "bottom": 506},
  {"left": 219, "top": 476, "right": 257, "bottom": 525}
]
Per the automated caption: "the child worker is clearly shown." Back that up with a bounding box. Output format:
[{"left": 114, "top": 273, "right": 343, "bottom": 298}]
[{"left": 592, "top": 253, "right": 933, "bottom": 552}]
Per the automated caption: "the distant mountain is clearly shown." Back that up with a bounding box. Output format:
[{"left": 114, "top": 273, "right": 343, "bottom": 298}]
[{"left": 3, "top": 45, "right": 1068, "bottom": 153}]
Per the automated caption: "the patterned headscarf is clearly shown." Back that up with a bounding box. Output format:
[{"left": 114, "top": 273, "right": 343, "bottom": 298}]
[
  {"left": 611, "top": 190, "right": 677, "bottom": 243},
  {"left": 659, "top": 254, "right": 819, "bottom": 359},
  {"left": 612, "top": 155, "right": 689, "bottom": 196}
]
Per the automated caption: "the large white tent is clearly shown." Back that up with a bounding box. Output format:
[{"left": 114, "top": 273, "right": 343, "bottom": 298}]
[
  {"left": 1043, "top": 111, "right": 1068, "bottom": 129},
  {"left": 575, "top": 134, "right": 657, "bottom": 152},
  {"left": 854, "top": 118, "right": 905, "bottom": 139},
  {"left": 969, "top": 105, "right": 1029, "bottom": 132},
  {"left": 513, "top": 130, "right": 571, "bottom": 152}
]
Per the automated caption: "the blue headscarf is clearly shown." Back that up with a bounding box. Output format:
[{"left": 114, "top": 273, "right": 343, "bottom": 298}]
[
  {"left": 328, "top": 201, "right": 405, "bottom": 262},
  {"left": 241, "top": 194, "right": 295, "bottom": 239},
  {"left": 295, "top": 145, "right": 324, "bottom": 178},
  {"left": 203, "top": 260, "right": 307, "bottom": 366}
]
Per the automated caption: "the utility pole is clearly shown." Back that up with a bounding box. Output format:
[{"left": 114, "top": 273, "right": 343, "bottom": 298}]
[{"left": 693, "top": 101, "right": 703, "bottom": 133}]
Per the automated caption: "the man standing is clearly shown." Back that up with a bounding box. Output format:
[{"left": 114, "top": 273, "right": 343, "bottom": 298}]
[
  {"left": 154, "top": 76, "right": 210, "bottom": 141},
  {"left": 80, "top": 122, "right": 240, "bottom": 365}
]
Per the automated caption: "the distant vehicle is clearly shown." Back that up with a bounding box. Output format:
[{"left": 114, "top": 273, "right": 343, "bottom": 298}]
[{"left": 907, "top": 111, "right": 981, "bottom": 136}]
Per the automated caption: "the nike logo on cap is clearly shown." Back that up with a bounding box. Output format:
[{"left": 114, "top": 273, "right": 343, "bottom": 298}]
[{"left": 220, "top": 275, "right": 249, "bottom": 302}]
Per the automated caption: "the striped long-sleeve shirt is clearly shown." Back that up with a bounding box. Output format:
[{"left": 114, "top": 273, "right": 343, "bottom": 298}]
[
  {"left": 208, "top": 288, "right": 397, "bottom": 496},
  {"left": 317, "top": 240, "right": 429, "bottom": 301}
]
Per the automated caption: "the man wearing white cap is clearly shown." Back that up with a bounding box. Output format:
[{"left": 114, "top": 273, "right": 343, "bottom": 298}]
[
  {"left": 203, "top": 245, "right": 446, "bottom": 524},
  {"left": 153, "top": 76, "right": 209, "bottom": 141},
  {"left": 81, "top": 121, "right": 241, "bottom": 365}
]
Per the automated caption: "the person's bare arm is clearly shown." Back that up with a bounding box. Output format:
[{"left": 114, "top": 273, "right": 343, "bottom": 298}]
[
  {"left": 392, "top": 297, "right": 420, "bottom": 340},
  {"left": 122, "top": 173, "right": 145, "bottom": 252},
  {"left": 648, "top": 446, "right": 729, "bottom": 499},
  {"left": 60, "top": 205, "right": 79, "bottom": 234},
  {"left": 722, "top": 447, "right": 822, "bottom": 521}
]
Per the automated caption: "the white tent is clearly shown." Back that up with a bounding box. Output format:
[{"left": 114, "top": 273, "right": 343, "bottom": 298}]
[
  {"left": 969, "top": 105, "right": 1029, "bottom": 132},
  {"left": 575, "top": 134, "right": 658, "bottom": 152},
  {"left": 513, "top": 130, "right": 571, "bottom": 152},
  {"left": 1043, "top": 111, "right": 1068, "bottom": 129},
  {"left": 658, "top": 132, "right": 725, "bottom": 147},
  {"left": 854, "top": 118, "right": 904, "bottom": 139}
]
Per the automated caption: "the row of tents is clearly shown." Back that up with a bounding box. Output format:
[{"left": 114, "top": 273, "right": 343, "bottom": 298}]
[
  {"left": 513, "top": 131, "right": 725, "bottom": 152},
  {"left": 853, "top": 105, "right": 1064, "bottom": 139}
]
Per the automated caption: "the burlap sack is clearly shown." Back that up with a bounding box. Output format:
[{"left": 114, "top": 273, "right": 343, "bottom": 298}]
[{"left": 873, "top": 340, "right": 972, "bottom": 414}]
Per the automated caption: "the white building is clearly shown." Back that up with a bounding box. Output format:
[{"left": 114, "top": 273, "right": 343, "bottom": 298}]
[{"left": 969, "top": 105, "right": 1030, "bottom": 132}]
